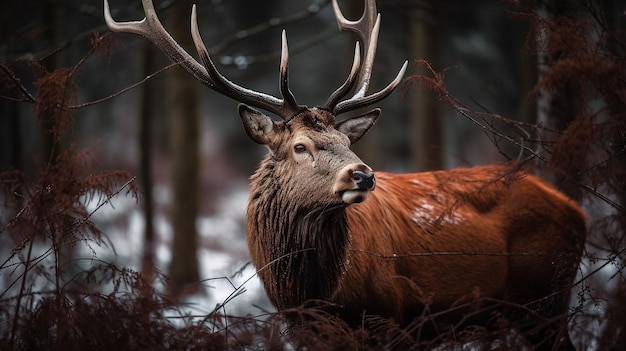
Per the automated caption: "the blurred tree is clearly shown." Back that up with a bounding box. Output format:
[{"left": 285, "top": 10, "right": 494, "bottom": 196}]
[
  {"left": 535, "top": 0, "right": 584, "bottom": 200},
  {"left": 167, "top": 0, "right": 201, "bottom": 298},
  {"left": 407, "top": 0, "right": 443, "bottom": 171},
  {"left": 0, "top": 96, "right": 21, "bottom": 173},
  {"left": 139, "top": 41, "right": 158, "bottom": 295},
  {"left": 0, "top": 0, "right": 22, "bottom": 173}
]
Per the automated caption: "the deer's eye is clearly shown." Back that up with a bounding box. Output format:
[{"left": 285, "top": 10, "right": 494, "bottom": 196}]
[{"left": 294, "top": 144, "right": 307, "bottom": 153}]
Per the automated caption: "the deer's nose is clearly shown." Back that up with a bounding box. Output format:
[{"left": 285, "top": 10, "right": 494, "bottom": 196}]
[{"left": 353, "top": 170, "right": 375, "bottom": 190}]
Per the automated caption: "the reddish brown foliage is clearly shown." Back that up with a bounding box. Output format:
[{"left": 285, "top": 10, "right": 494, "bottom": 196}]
[{"left": 33, "top": 67, "right": 78, "bottom": 142}]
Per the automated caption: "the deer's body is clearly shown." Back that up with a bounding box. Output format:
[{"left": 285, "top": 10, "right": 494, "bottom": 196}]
[
  {"left": 105, "top": 1, "right": 586, "bottom": 348},
  {"left": 248, "top": 137, "right": 585, "bottom": 325}
]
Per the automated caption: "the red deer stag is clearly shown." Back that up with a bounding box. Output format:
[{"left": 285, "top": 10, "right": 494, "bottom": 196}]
[{"left": 105, "top": 0, "right": 586, "bottom": 349}]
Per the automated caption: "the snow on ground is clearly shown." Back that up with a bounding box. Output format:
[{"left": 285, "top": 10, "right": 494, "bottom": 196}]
[{"left": 81, "top": 184, "right": 273, "bottom": 319}]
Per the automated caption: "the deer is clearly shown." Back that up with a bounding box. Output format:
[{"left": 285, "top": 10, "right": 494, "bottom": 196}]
[{"left": 104, "top": 0, "right": 586, "bottom": 349}]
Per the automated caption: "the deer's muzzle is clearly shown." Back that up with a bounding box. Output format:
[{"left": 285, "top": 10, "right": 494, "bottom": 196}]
[{"left": 334, "top": 164, "right": 375, "bottom": 204}]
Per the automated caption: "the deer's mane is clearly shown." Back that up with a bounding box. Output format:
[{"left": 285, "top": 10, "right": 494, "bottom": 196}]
[{"left": 247, "top": 158, "right": 350, "bottom": 309}]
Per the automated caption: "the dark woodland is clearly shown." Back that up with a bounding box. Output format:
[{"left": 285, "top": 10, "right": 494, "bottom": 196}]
[{"left": 0, "top": 0, "right": 625, "bottom": 350}]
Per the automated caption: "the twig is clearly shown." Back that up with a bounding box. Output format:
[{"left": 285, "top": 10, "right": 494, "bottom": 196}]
[
  {"left": 0, "top": 61, "right": 36, "bottom": 103},
  {"left": 84, "top": 176, "right": 137, "bottom": 220},
  {"left": 9, "top": 235, "right": 35, "bottom": 345},
  {"left": 210, "top": 0, "right": 330, "bottom": 55},
  {"left": 69, "top": 63, "right": 177, "bottom": 109}
]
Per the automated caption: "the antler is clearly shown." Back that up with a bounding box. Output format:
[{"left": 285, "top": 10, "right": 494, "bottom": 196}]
[
  {"left": 324, "top": 0, "right": 408, "bottom": 115},
  {"left": 103, "top": 0, "right": 305, "bottom": 119}
]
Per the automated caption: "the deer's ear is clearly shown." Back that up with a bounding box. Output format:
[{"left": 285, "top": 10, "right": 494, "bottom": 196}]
[
  {"left": 239, "top": 104, "right": 279, "bottom": 145},
  {"left": 336, "top": 108, "right": 380, "bottom": 144}
]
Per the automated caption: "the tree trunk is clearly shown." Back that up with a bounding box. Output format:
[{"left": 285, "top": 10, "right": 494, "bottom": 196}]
[
  {"left": 167, "top": 0, "right": 201, "bottom": 298},
  {"left": 408, "top": 1, "right": 444, "bottom": 171},
  {"left": 139, "top": 41, "right": 157, "bottom": 296},
  {"left": 535, "top": 0, "right": 583, "bottom": 200},
  {"left": 0, "top": 99, "right": 21, "bottom": 173}
]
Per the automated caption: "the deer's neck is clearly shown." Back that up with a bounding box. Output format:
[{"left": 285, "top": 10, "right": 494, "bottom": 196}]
[{"left": 246, "top": 160, "right": 350, "bottom": 309}]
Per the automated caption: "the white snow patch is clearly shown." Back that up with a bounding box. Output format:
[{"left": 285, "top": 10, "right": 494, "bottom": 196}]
[
  {"left": 75, "top": 185, "right": 271, "bottom": 317},
  {"left": 410, "top": 199, "right": 465, "bottom": 227}
]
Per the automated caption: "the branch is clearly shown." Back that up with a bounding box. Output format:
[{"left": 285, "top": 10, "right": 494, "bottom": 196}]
[
  {"left": 0, "top": 61, "right": 36, "bottom": 103},
  {"left": 210, "top": 0, "right": 331, "bottom": 55},
  {"left": 69, "top": 63, "right": 177, "bottom": 109},
  {"left": 405, "top": 60, "right": 550, "bottom": 164}
]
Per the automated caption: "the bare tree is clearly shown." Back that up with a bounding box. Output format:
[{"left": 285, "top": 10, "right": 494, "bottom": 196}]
[
  {"left": 534, "top": 0, "right": 584, "bottom": 200},
  {"left": 138, "top": 41, "right": 158, "bottom": 295},
  {"left": 407, "top": 0, "right": 444, "bottom": 171},
  {"left": 166, "top": 0, "right": 201, "bottom": 297}
]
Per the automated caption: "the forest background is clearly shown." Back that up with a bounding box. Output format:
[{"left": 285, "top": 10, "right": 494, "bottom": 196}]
[{"left": 0, "top": 0, "right": 624, "bottom": 349}]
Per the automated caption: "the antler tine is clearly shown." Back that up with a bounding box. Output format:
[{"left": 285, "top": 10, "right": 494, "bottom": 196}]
[
  {"left": 335, "top": 60, "right": 407, "bottom": 114},
  {"left": 323, "top": 42, "right": 361, "bottom": 110},
  {"left": 332, "top": 0, "right": 378, "bottom": 98},
  {"left": 104, "top": 0, "right": 208, "bottom": 83},
  {"left": 190, "top": 7, "right": 302, "bottom": 118},
  {"left": 105, "top": 0, "right": 303, "bottom": 119},
  {"left": 329, "top": 0, "right": 408, "bottom": 115},
  {"left": 278, "top": 30, "right": 300, "bottom": 115}
]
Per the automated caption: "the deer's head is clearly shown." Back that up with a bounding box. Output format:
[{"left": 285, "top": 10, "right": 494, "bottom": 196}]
[{"left": 104, "top": 0, "right": 407, "bottom": 206}]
